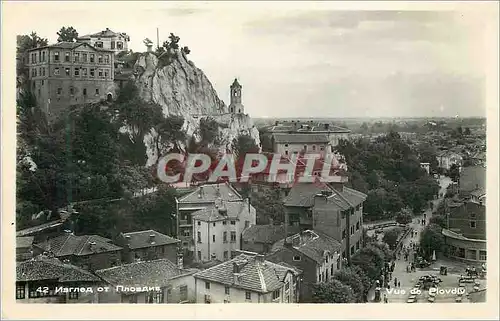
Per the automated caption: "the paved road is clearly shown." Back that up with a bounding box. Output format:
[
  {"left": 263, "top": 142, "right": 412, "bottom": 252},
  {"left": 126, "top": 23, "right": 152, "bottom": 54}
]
[{"left": 368, "top": 176, "right": 452, "bottom": 303}]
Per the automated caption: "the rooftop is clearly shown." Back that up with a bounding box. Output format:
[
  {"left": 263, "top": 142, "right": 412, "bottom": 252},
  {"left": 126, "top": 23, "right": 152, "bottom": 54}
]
[
  {"left": 95, "top": 259, "right": 185, "bottom": 290},
  {"left": 16, "top": 219, "right": 65, "bottom": 237},
  {"left": 16, "top": 236, "right": 34, "bottom": 248},
  {"left": 27, "top": 41, "right": 112, "bottom": 52},
  {"left": 191, "top": 200, "right": 254, "bottom": 222},
  {"left": 78, "top": 28, "right": 130, "bottom": 40},
  {"left": 271, "top": 230, "right": 342, "bottom": 264},
  {"left": 460, "top": 165, "right": 486, "bottom": 194},
  {"left": 268, "top": 122, "right": 350, "bottom": 134},
  {"left": 193, "top": 254, "right": 295, "bottom": 293},
  {"left": 283, "top": 182, "right": 366, "bottom": 208},
  {"left": 17, "top": 255, "right": 100, "bottom": 282},
  {"left": 35, "top": 233, "right": 122, "bottom": 257},
  {"left": 121, "top": 230, "right": 180, "bottom": 249},
  {"left": 242, "top": 224, "right": 301, "bottom": 245},
  {"left": 178, "top": 182, "right": 243, "bottom": 204}
]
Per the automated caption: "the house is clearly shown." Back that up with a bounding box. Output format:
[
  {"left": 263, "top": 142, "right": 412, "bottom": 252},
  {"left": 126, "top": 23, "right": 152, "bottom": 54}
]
[
  {"left": 241, "top": 224, "right": 301, "bottom": 254},
  {"left": 192, "top": 198, "right": 256, "bottom": 262},
  {"left": 16, "top": 255, "right": 101, "bottom": 303},
  {"left": 436, "top": 150, "right": 463, "bottom": 171},
  {"left": 266, "top": 230, "right": 342, "bottom": 302},
  {"left": 459, "top": 165, "right": 486, "bottom": 199},
  {"left": 283, "top": 179, "right": 366, "bottom": 262},
  {"left": 272, "top": 133, "right": 332, "bottom": 157},
  {"left": 95, "top": 259, "right": 198, "bottom": 303},
  {"left": 76, "top": 28, "right": 130, "bottom": 54},
  {"left": 116, "top": 230, "right": 181, "bottom": 264},
  {"left": 26, "top": 42, "right": 115, "bottom": 122},
  {"left": 16, "top": 218, "right": 67, "bottom": 242},
  {"left": 16, "top": 236, "right": 34, "bottom": 261},
  {"left": 33, "top": 232, "right": 122, "bottom": 271},
  {"left": 193, "top": 253, "right": 301, "bottom": 303},
  {"left": 176, "top": 182, "right": 244, "bottom": 261}
]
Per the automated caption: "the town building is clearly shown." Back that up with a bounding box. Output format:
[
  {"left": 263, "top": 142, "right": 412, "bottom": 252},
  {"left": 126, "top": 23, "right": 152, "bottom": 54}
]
[
  {"left": 33, "top": 232, "right": 122, "bottom": 271},
  {"left": 116, "top": 230, "right": 181, "bottom": 264},
  {"left": 458, "top": 165, "right": 486, "bottom": 200},
  {"left": 266, "top": 230, "right": 342, "bottom": 302},
  {"left": 95, "top": 259, "right": 198, "bottom": 304},
  {"left": 192, "top": 199, "right": 256, "bottom": 262},
  {"left": 16, "top": 211, "right": 73, "bottom": 242},
  {"left": 283, "top": 179, "right": 366, "bottom": 262},
  {"left": 241, "top": 224, "right": 301, "bottom": 254},
  {"left": 176, "top": 182, "right": 244, "bottom": 262},
  {"left": 16, "top": 255, "right": 101, "bottom": 303},
  {"left": 193, "top": 253, "right": 301, "bottom": 303},
  {"left": 26, "top": 42, "right": 115, "bottom": 122},
  {"left": 16, "top": 236, "right": 34, "bottom": 262},
  {"left": 228, "top": 78, "right": 244, "bottom": 114},
  {"left": 272, "top": 133, "right": 332, "bottom": 157},
  {"left": 76, "top": 28, "right": 130, "bottom": 54},
  {"left": 436, "top": 150, "right": 463, "bottom": 171}
]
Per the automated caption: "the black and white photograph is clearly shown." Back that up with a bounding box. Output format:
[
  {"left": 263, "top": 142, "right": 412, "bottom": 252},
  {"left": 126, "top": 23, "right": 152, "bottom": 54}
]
[{"left": 2, "top": 1, "right": 498, "bottom": 319}]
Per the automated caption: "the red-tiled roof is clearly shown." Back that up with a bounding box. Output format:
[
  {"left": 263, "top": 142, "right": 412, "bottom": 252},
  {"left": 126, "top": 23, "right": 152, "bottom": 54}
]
[
  {"left": 121, "top": 230, "right": 180, "bottom": 249},
  {"left": 35, "top": 234, "right": 122, "bottom": 257},
  {"left": 17, "top": 256, "right": 100, "bottom": 282},
  {"left": 193, "top": 254, "right": 294, "bottom": 293}
]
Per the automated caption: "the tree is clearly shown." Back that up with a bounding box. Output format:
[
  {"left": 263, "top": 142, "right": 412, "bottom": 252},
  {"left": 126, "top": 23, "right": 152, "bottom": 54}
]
[
  {"left": 464, "top": 127, "right": 471, "bottom": 136},
  {"left": 312, "top": 280, "right": 355, "bottom": 303},
  {"left": 250, "top": 189, "right": 285, "bottom": 224},
  {"left": 143, "top": 38, "right": 153, "bottom": 49},
  {"left": 57, "top": 26, "right": 79, "bottom": 42},
  {"left": 17, "top": 32, "right": 48, "bottom": 53},
  {"left": 351, "top": 246, "right": 385, "bottom": 280},
  {"left": 333, "top": 267, "right": 365, "bottom": 302},
  {"left": 449, "top": 163, "right": 460, "bottom": 182},
  {"left": 232, "top": 134, "right": 259, "bottom": 158},
  {"left": 430, "top": 214, "right": 447, "bottom": 229},
  {"left": 419, "top": 224, "right": 445, "bottom": 259},
  {"left": 181, "top": 46, "right": 191, "bottom": 55},
  {"left": 351, "top": 265, "right": 371, "bottom": 301},
  {"left": 382, "top": 227, "right": 402, "bottom": 250}
]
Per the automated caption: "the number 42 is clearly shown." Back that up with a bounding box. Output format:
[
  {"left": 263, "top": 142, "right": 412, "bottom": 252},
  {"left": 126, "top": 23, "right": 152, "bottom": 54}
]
[{"left": 36, "top": 287, "right": 49, "bottom": 294}]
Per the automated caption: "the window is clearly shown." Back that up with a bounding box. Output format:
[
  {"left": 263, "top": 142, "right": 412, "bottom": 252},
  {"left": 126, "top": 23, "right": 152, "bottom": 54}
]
[
  {"left": 65, "top": 68, "right": 70, "bottom": 76},
  {"left": 98, "top": 55, "right": 103, "bottom": 63},
  {"left": 356, "top": 240, "right": 360, "bottom": 250},
  {"left": 230, "top": 231, "right": 236, "bottom": 242},
  {"left": 312, "top": 145, "right": 316, "bottom": 151},
  {"left": 356, "top": 222, "right": 360, "bottom": 231},
  {"left": 197, "top": 251, "right": 201, "bottom": 261},
  {"left": 42, "top": 68, "right": 45, "bottom": 76},
  {"left": 82, "top": 68, "right": 88, "bottom": 77},
  {"left": 223, "top": 231, "right": 227, "bottom": 243},
  {"left": 105, "top": 55, "right": 110, "bottom": 63},
  {"left": 98, "top": 69, "right": 103, "bottom": 77},
  {"left": 284, "top": 144, "right": 289, "bottom": 147},
  {"left": 42, "top": 51, "right": 46, "bottom": 62},
  {"left": 197, "top": 231, "right": 201, "bottom": 243},
  {"left": 350, "top": 245, "right": 355, "bottom": 255},
  {"left": 197, "top": 221, "right": 201, "bottom": 226},
  {"left": 205, "top": 282, "right": 210, "bottom": 290},
  {"left": 213, "top": 222, "right": 216, "bottom": 227},
  {"left": 54, "top": 51, "right": 60, "bottom": 62},
  {"left": 285, "top": 282, "right": 289, "bottom": 291},
  {"left": 83, "top": 88, "right": 87, "bottom": 96},
  {"left": 28, "top": 283, "right": 56, "bottom": 298},
  {"left": 212, "top": 235, "right": 216, "bottom": 242},
  {"left": 470, "top": 221, "right": 476, "bottom": 228},
  {"left": 16, "top": 284, "right": 25, "bottom": 299},
  {"left": 342, "top": 229, "right": 346, "bottom": 239},
  {"left": 272, "top": 290, "right": 280, "bottom": 300},
  {"left": 318, "top": 273, "right": 322, "bottom": 282},
  {"left": 38, "top": 88, "right": 41, "bottom": 96},
  {"left": 320, "top": 146, "right": 324, "bottom": 151},
  {"left": 57, "top": 88, "right": 62, "bottom": 95},
  {"left": 95, "top": 41, "right": 103, "bottom": 48},
  {"left": 183, "top": 230, "right": 190, "bottom": 237},
  {"left": 70, "top": 87, "right": 74, "bottom": 95},
  {"left": 337, "top": 257, "right": 341, "bottom": 269},
  {"left": 117, "top": 41, "right": 123, "bottom": 50},
  {"left": 479, "top": 250, "right": 487, "bottom": 261},
  {"left": 41, "top": 79, "right": 44, "bottom": 85},
  {"left": 65, "top": 52, "right": 70, "bottom": 62},
  {"left": 293, "top": 255, "right": 301, "bottom": 261},
  {"left": 470, "top": 212, "right": 477, "bottom": 219},
  {"left": 245, "top": 291, "right": 251, "bottom": 300},
  {"left": 95, "top": 88, "right": 99, "bottom": 95},
  {"left": 83, "top": 53, "right": 87, "bottom": 62},
  {"left": 74, "top": 68, "right": 80, "bottom": 77},
  {"left": 245, "top": 221, "right": 250, "bottom": 229},
  {"left": 285, "top": 151, "right": 289, "bottom": 156},
  {"left": 39, "top": 67, "right": 42, "bottom": 76},
  {"left": 111, "top": 41, "right": 116, "bottom": 49},
  {"left": 230, "top": 220, "right": 236, "bottom": 225},
  {"left": 74, "top": 52, "right": 80, "bottom": 62},
  {"left": 69, "top": 290, "right": 79, "bottom": 300},
  {"left": 90, "top": 54, "right": 95, "bottom": 63},
  {"left": 180, "top": 285, "right": 188, "bottom": 301},
  {"left": 222, "top": 221, "right": 227, "bottom": 225},
  {"left": 224, "top": 251, "right": 228, "bottom": 260},
  {"left": 145, "top": 291, "right": 164, "bottom": 304},
  {"left": 225, "top": 286, "right": 230, "bottom": 295},
  {"left": 331, "top": 264, "right": 334, "bottom": 275},
  {"left": 204, "top": 294, "right": 211, "bottom": 303}
]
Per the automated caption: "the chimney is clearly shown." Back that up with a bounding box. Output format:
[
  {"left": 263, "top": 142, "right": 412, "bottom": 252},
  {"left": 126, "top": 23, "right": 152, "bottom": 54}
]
[
  {"left": 89, "top": 241, "right": 97, "bottom": 252},
  {"left": 149, "top": 234, "right": 155, "bottom": 244},
  {"left": 124, "top": 235, "right": 131, "bottom": 244},
  {"left": 177, "top": 251, "right": 184, "bottom": 270},
  {"left": 218, "top": 207, "right": 228, "bottom": 216}
]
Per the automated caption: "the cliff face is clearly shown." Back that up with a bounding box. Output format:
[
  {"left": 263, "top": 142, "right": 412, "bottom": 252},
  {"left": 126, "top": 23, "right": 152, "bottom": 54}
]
[{"left": 133, "top": 52, "right": 260, "bottom": 166}]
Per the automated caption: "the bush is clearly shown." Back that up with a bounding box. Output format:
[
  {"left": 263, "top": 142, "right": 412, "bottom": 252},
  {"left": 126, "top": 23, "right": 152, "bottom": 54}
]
[
  {"left": 312, "top": 280, "right": 355, "bottom": 303},
  {"left": 333, "top": 267, "right": 365, "bottom": 302},
  {"left": 419, "top": 224, "right": 445, "bottom": 259},
  {"left": 382, "top": 227, "right": 402, "bottom": 250}
]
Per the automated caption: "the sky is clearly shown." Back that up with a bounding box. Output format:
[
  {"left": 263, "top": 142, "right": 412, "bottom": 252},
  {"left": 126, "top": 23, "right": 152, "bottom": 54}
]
[{"left": 7, "top": 1, "right": 496, "bottom": 118}]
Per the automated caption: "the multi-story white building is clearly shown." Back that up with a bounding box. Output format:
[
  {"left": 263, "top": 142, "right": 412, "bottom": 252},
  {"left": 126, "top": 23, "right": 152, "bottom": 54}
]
[
  {"left": 193, "top": 253, "right": 301, "bottom": 303},
  {"left": 192, "top": 199, "right": 256, "bottom": 262},
  {"left": 76, "top": 28, "right": 130, "bottom": 54}
]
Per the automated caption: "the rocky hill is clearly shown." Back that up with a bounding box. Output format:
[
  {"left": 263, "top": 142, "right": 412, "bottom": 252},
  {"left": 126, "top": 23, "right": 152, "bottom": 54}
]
[{"left": 132, "top": 51, "right": 260, "bottom": 166}]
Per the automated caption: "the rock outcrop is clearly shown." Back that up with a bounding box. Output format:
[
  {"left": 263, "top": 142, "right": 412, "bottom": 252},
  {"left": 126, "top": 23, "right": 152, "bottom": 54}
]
[{"left": 133, "top": 52, "right": 260, "bottom": 166}]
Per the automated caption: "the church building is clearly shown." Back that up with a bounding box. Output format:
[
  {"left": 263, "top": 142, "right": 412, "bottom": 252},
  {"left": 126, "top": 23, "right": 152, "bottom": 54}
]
[{"left": 228, "top": 78, "right": 244, "bottom": 114}]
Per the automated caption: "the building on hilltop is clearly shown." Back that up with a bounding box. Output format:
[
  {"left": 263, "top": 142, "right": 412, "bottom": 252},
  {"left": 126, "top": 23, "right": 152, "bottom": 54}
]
[
  {"left": 266, "top": 229, "right": 342, "bottom": 302},
  {"left": 228, "top": 78, "right": 244, "bottom": 114},
  {"left": 193, "top": 253, "right": 301, "bottom": 303},
  {"left": 191, "top": 199, "right": 256, "bottom": 263},
  {"left": 26, "top": 42, "right": 115, "bottom": 122},
  {"left": 76, "top": 28, "right": 130, "bottom": 54}
]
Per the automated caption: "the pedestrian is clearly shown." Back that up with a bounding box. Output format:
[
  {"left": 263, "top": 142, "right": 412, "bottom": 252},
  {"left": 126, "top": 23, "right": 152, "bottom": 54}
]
[
  {"left": 387, "top": 283, "right": 390, "bottom": 290},
  {"left": 394, "top": 277, "right": 398, "bottom": 287},
  {"left": 383, "top": 294, "right": 388, "bottom": 303},
  {"left": 398, "top": 281, "right": 401, "bottom": 288}
]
